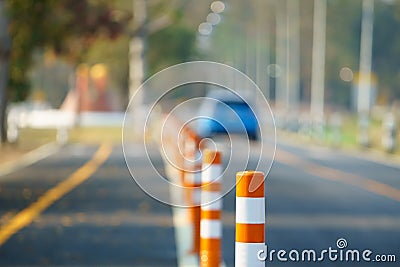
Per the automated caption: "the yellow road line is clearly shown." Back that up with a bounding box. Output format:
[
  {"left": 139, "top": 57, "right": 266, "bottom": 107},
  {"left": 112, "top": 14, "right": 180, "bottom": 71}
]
[
  {"left": 0, "top": 143, "right": 113, "bottom": 246},
  {"left": 276, "top": 149, "right": 400, "bottom": 202}
]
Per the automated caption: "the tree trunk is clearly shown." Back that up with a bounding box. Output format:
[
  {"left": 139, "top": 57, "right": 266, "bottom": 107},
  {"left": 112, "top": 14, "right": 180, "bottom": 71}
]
[
  {"left": 0, "top": 60, "right": 8, "bottom": 144},
  {"left": 0, "top": 0, "right": 10, "bottom": 143}
]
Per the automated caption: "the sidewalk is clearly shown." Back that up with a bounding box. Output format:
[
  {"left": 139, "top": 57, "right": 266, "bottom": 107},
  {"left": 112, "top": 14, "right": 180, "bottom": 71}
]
[{"left": 0, "top": 128, "right": 58, "bottom": 168}]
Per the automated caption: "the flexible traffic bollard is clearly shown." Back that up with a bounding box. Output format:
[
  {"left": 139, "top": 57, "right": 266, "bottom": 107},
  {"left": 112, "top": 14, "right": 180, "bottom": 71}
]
[
  {"left": 183, "top": 129, "right": 202, "bottom": 254},
  {"left": 235, "top": 171, "right": 265, "bottom": 267},
  {"left": 200, "top": 150, "right": 223, "bottom": 267}
]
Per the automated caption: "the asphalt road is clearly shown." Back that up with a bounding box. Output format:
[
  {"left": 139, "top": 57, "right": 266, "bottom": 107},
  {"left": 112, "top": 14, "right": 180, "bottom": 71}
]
[
  {"left": 0, "top": 137, "right": 399, "bottom": 266},
  {"left": 0, "top": 143, "right": 176, "bottom": 266},
  {"left": 218, "top": 137, "right": 400, "bottom": 267}
]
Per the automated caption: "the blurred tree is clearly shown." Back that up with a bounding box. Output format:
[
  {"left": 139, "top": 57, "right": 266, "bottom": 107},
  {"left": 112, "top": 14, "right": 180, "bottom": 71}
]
[
  {"left": 324, "top": 0, "right": 400, "bottom": 108},
  {"left": 202, "top": 0, "right": 400, "bottom": 110},
  {"left": 0, "top": 0, "right": 199, "bottom": 142},
  {"left": 325, "top": 0, "right": 361, "bottom": 108},
  {"left": 374, "top": 1, "right": 400, "bottom": 101},
  {"left": 0, "top": 0, "right": 11, "bottom": 143},
  {"left": 0, "top": 0, "right": 129, "bottom": 143},
  {"left": 5, "top": 0, "right": 129, "bottom": 101}
]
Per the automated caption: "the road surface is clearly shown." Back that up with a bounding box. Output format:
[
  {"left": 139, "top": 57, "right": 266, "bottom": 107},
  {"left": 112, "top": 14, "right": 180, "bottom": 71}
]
[{"left": 0, "top": 137, "right": 399, "bottom": 266}]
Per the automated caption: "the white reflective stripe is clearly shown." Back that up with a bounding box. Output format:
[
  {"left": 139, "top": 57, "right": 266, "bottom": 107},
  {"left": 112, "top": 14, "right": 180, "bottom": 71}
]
[
  {"left": 200, "top": 219, "right": 221, "bottom": 238},
  {"left": 185, "top": 172, "right": 201, "bottom": 184},
  {"left": 193, "top": 188, "right": 201, "bottom": 204},
  {"left": 184, "top": 172, "right": 195, "bottom": 184},
  {"left": 195, "top": 150, "right": 202, "bottom": 161},
  {"left": 183, "top": 160, "right": 195, "bottom": 169},
  {"left": 184, "top": 140, "right": 196, "bottom": 153},
  {"left": 201, "top": 191, "right": 222, "bottom": 210},
  {"left": 235, "top": 242, "right": 265, "bottom": 267},
  {"left": 194, "top": 171, "right": 202, "bottom": 184},
  {"left": 236, "top": 197, "right": 265, "bottom": 224},
  {"left": 202, "top": 164, "right": 222, "bottom": 183}
]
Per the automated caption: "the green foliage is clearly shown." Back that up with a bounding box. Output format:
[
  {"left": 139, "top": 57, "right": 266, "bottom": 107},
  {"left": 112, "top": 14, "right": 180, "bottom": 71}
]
[
  {"left": 324, "top": 0, "right": 400, "bottom": 106},
  {"left": 373, "top": 1, "right": 400, "bottom": 100},
  {"left": 201, "top": 0, "right": 400, "bottom": 109},
  {"left": 147, "top": 24, "right": 196, "bottom": 76},
  {"left": 325, "top": 0, "right": 362, "bottom": 107}
]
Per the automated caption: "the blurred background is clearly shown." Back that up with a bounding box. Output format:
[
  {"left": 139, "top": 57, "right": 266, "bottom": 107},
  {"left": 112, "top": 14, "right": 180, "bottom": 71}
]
[
  {"left": 0, "top": 0, "right": 400, "bottom": 266},
  {"left": 1, "top": 0, "right": 400, "bottom": 152}
]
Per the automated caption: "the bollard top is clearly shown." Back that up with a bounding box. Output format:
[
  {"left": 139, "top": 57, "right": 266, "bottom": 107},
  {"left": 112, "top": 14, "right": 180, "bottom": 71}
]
[
  {"left": 236, "top": 171, "right": 264, "bottom": 197},
  {"left": 203, "top": 149, "right": 221, "bottom": 165}
]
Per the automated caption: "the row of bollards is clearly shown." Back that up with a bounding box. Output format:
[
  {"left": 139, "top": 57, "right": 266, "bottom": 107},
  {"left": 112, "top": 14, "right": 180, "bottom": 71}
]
[{"left": 180, "top": 127, "right": 265, "bottom": 267}]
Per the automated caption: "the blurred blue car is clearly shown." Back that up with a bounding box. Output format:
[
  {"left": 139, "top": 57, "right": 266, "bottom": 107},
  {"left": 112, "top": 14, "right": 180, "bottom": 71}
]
[{"left": 196, "top": 90, "right": 259, "bottom": 140}]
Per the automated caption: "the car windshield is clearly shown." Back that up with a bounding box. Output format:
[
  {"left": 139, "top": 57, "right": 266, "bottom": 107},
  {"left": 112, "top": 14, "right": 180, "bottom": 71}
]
[
  {"left": 217, "top": 101, "right": 251, "bottom": 114},
  {"left": 224, "top": 101, "right": 249, "bottom": 110}
]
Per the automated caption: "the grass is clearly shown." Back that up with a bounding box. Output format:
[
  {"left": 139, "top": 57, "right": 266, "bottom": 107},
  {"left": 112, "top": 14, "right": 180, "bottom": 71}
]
[
  {"left": 68, "top": 127, "right": 123, "bottom": 144},
  {"left": 280, "top": 112, "right": 400, "bottom": 158},
  {"left": 311, "top": 114, "right": 400, "bottom": 155},
  {"left": 2, "top": 116, "right": 399, "bottom": 166}
]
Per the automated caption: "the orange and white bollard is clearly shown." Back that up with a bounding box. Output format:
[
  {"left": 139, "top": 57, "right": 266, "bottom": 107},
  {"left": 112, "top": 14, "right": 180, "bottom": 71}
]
[
  {"left": 235, "top": 171, "right": 265, "bottom": 267},
  {"left": 200, "top": 150, "right": 223, "bottom": 267}
]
